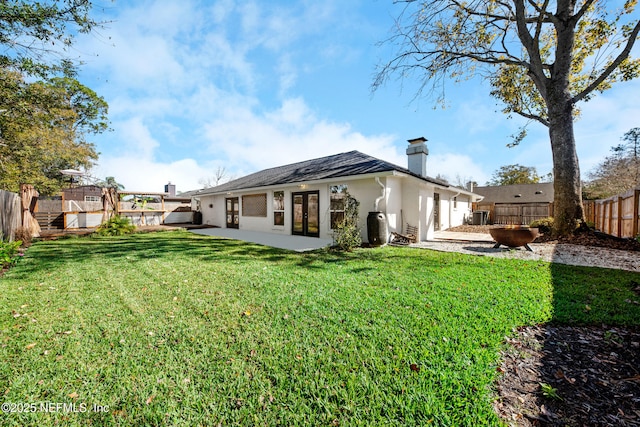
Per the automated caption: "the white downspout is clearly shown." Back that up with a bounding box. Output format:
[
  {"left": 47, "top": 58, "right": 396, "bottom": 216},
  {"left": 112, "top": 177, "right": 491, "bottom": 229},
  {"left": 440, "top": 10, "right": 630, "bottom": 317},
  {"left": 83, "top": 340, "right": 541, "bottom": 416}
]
[
  {"left": 374, "top": 177, "right": 389, "bottom": 244},
  {"left": 374, "top": 177, "right": 385, "bottom": 211}
]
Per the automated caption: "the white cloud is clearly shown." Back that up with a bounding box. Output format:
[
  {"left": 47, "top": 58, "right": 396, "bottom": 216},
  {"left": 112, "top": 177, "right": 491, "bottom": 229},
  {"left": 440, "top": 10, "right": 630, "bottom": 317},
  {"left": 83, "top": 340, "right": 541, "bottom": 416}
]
[
  {"left": 575, "top": 80, "right": 640, "bottom": 175},
  {"left": 94, "top": 156, "right": 211, "bottom": 194},
  {"left": 92, "top": 96, "right": 413, "bottom": 193},
  {"left": 118, "top": 117, "right": 160, "bottom": 159},
  {"left": 428, "top": 153, "right": 490, "bottom": 185},
  {"left": 91, "top": 116, "right": 213, "bottom": 192},
  {"left": 203, "top": 97, "right": 403, "bottom": 173}
]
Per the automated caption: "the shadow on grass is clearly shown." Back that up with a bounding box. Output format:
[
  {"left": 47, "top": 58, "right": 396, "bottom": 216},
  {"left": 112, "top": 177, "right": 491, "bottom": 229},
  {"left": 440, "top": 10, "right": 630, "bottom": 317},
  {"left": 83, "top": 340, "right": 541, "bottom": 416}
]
[
  {"left": 12, "top": 231, "right": 292, "bottom": 278},
  {"left": 495, "top": 254, "right": 640, "bottom": 425},
  {"left": 15, "top": 231, "right": 456, "bottom": 280}
]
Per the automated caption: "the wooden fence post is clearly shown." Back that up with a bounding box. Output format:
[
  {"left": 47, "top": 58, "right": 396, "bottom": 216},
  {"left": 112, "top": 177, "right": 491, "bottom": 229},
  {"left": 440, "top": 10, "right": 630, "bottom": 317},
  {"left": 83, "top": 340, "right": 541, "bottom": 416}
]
[
  {"left": 19, "top": 184, "right": 41, "bottom": 238},
  {"left": 611, "top": 199, "right": 615, "bottom": 235},
  {"left": 634, "top": 189, "right": 640, "bottom": 238},
  {"left": 617, "top": 195, "right": 623, "bottom": 237}
]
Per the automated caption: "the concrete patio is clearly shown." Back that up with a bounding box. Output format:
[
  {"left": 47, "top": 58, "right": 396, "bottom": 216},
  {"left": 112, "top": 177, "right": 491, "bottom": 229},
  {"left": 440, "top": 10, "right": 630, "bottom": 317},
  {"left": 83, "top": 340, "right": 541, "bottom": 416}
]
[
  {"left": 433, "top": 230, "right": 494, "bottom": 242},
  {"left": 188, "top": 228, "right": 496, "bottom": 252},
  {"left": 189, "top": 228, "right": 334, "bottom": 252}
]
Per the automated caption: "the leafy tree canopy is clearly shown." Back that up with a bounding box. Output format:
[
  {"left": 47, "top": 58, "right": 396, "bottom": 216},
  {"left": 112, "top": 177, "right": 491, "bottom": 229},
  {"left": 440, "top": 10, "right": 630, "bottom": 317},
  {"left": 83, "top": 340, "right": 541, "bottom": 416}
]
[
  {"left": 97, "top": 176, "right": 125, "bottom": 191},
  {"left": 487, "top": 164, "right": 541, "bottom": 186},
  {"left": 0, "top": 1, "right": 108, "bottom": 195},
  {"left": 0, "top": 68, "right": 108, "bottom": 194},
  {"left": 374, "top": 0, "right": 640, "bottom": 235},
  {"left": 0, "top": 0, "right": 99, "bottom": 78}
]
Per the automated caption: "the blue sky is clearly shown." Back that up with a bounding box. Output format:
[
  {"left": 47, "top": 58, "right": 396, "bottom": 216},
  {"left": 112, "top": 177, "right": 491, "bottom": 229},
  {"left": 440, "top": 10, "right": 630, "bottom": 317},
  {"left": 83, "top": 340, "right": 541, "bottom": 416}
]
[{"left": 74, "top": 0, "right": 640, "bottom": 194}]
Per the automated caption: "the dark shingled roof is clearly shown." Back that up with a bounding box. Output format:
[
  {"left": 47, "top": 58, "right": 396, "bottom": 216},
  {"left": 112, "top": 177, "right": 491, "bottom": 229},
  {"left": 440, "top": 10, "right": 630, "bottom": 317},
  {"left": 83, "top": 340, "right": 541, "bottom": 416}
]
[{"left": 200, "top": 150, "right": 448, "bottom": 194}]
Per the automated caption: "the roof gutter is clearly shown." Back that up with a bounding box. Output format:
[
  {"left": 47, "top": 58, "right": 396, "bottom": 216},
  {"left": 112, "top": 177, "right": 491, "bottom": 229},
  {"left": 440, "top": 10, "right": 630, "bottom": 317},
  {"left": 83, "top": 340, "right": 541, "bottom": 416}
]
[{"left": 198, "top": 171, "right": 397, "bottom": 197}]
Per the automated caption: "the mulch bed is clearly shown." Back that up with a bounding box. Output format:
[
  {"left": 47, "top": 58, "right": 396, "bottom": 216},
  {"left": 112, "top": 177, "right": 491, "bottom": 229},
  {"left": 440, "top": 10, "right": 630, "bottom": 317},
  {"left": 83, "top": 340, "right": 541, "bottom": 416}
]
[
  {"left": 447, "top": 225, "right": 640, "bottom": 425},
  {"left": 494, "top": 325, "right": 640, "bottom": 426}
]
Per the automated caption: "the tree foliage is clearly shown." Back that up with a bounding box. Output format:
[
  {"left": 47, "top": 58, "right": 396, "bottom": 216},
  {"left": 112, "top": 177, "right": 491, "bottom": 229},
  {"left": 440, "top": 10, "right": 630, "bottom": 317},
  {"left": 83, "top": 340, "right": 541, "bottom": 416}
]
[
  {"left": 487, "top": 164, "right": 541, "bottom": 185},
  {"left": 374, "top": 0, "right": 640, "bottom": 118},
  {"left": 333, "top": 192, "right": 361, "bottom": 251},
  {"left": 0, "top": 68, "right": 108, "bottom": 194},
  {"left": 0, "top": 1, "right": 108, "bottom": 194},
  {"left": 0, "top": 0, "right": 99, "bottom": 77},
  {"left": 374, "top": 0, "right": 640, "bottom": 235},
  {"left": 97, "top": 176, "right": 125, "bottom": 190}
]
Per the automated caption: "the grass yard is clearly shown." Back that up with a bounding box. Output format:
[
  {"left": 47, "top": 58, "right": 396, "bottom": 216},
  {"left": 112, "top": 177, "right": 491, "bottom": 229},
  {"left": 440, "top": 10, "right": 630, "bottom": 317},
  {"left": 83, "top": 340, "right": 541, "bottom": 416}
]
[{"left": 1, "top": 231, "right": 639, "bottom": 426}]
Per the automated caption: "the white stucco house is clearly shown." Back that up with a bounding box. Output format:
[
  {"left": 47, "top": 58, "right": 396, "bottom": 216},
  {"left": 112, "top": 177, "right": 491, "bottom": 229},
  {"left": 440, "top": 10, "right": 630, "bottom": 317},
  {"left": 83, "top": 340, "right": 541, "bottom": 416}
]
[{"left": 197, "top": 138, "right": 482, "bottom": 244}]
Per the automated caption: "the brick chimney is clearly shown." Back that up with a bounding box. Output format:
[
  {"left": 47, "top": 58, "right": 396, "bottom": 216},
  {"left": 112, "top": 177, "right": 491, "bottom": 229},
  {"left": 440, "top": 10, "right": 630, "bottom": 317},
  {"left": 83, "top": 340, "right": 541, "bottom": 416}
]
[{"left": 406, "top": 137, "right": 428, "bottom": 177}]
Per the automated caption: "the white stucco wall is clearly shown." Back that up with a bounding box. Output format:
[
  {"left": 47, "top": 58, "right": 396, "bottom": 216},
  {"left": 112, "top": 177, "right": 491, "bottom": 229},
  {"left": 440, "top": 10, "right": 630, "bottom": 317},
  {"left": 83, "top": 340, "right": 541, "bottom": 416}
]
[
  {"left": 400, "top": 179, "right": 421, "bottom": 235},
  {"left": 200, "top": 180, "right": 384, "bottom": 241},
  {"left": 344, "top": 178, "right": 387, "bottom": 242},
  {"left": 440, "top": 198, "right": 451, "bottom": 229},
  {"left": 198, "top": 175, "right": 477, "bottom": 244},
  {"left": 448, "top": 194, "right": 472, "bottom": 228},
  {"left": 385, "top": 177, "right": 403, "bottom": 235},
  {"left": 200, "top": 195, "right": 225, "bottom": 227}
]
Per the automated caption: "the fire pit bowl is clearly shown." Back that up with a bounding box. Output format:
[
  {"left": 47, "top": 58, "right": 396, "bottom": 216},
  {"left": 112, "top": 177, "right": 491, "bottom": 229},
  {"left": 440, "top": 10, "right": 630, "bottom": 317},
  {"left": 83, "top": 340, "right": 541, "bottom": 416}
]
[{"left": 489, "top": 226, "right": 539, "bottom": 251}]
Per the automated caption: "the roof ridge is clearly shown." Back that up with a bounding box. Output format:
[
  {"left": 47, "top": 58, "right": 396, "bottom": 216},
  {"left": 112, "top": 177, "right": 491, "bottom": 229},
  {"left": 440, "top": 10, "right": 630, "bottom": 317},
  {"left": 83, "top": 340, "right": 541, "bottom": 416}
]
[{"left": 197, "top": 149, "right": 450, "bottom": 195}]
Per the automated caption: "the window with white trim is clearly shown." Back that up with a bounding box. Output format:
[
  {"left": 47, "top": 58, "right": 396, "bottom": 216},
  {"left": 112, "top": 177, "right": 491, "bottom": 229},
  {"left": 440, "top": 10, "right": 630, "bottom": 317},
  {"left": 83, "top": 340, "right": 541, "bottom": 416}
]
[
  {"left": 329, "top": 184, "right": 347, "bottom": 229},
  {"left": 273, "top": 191, "right": 285, "bottom": 226}
]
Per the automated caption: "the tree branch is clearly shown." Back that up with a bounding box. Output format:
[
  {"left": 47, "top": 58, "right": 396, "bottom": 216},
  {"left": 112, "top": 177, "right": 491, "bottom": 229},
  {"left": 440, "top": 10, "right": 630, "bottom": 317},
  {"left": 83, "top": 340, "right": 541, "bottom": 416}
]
[
  {"left": 574, "top": 0, "right": 598, "bottom": 23},
  {"left": 513, "top": 109, "right": 549, "bottom": 127},
  {"left": 513, "top": 0, "right": 549, "bottom": 100},
  {"left": 573, "top": 19, "right": 640, "bottom": 104}
]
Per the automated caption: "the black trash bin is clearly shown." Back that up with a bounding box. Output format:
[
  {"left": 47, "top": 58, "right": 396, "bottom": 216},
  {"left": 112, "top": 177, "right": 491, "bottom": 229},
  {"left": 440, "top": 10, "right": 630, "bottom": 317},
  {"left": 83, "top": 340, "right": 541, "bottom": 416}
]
[
  {"left": 192, "top": 211, "right": 202, "bottom": 225},
  {"left": 367, "top": 212, "right": 387, "bottom": 246}
]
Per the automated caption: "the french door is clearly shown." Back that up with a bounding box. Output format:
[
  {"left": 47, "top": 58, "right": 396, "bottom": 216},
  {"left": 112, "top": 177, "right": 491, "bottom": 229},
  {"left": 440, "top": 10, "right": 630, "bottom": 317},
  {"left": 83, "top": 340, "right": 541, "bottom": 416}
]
[
  {"left": 226, "top": 197, "right": 239, "bottom": 229},
  {"left": 292, "top": 191, "right": 319, "bottom": 237}
]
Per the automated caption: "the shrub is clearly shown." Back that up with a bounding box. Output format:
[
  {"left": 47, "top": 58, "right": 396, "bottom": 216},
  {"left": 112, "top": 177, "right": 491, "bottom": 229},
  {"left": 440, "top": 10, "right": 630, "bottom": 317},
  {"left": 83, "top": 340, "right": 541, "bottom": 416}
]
[
  {"left": 333, "top": 193, "right": 361, "bottom": 251},
  {"left": 14, "top": 226, "right": 32, "bottom": 246},
  {"left": 95, "top": 215, "right": 136, "bottom": 236},
  {"left": 0, "top": 239, "right": 23, "bottom": 269},
  {"left": 530, "top": 217, "right": 554, "bottom": 234}
]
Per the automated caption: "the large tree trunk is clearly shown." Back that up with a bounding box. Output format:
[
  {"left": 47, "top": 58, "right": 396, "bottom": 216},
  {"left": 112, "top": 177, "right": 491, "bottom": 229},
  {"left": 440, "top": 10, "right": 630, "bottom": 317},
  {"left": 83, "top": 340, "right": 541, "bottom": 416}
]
[{"left": 548, "top": 95, "right": 584, "bottom": 236}]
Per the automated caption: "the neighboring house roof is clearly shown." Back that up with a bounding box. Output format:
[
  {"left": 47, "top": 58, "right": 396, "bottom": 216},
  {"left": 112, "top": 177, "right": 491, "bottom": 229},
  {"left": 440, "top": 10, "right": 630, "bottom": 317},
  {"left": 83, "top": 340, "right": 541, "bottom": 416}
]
[
  {"left": 165, "top": 196, "right": 192, "bottom": 203},
  {"left": 198, "top": 151, "right": 452, "bottom": 195},
  {"left": 177, "top": 188, "right": 207, "bottom": 197},
  {"left": 474, "top": 183, "right": 554, "bottom": 204}
]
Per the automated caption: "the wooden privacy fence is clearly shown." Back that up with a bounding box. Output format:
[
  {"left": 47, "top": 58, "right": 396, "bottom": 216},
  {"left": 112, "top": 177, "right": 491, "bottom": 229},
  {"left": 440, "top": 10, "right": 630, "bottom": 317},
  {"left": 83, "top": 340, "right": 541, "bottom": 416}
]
[
  {"left": 583, "top": 200, "right": 596, "bottom": 225},
  {"left": 594, "top": 188, "right": 640, "bottom": 238},
  {"left": 0, "top": 190, "right": 21, "bottom": 241},
  {"left": 473, "top": 202, "right": 553, "bottom": 225}
]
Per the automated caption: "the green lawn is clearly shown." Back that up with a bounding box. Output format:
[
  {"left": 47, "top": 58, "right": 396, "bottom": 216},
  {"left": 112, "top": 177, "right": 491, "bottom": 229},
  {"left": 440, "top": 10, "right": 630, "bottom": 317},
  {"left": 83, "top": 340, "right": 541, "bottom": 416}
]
[{"left": 1, "top": 231, "right": 639, "bottom": 426}]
